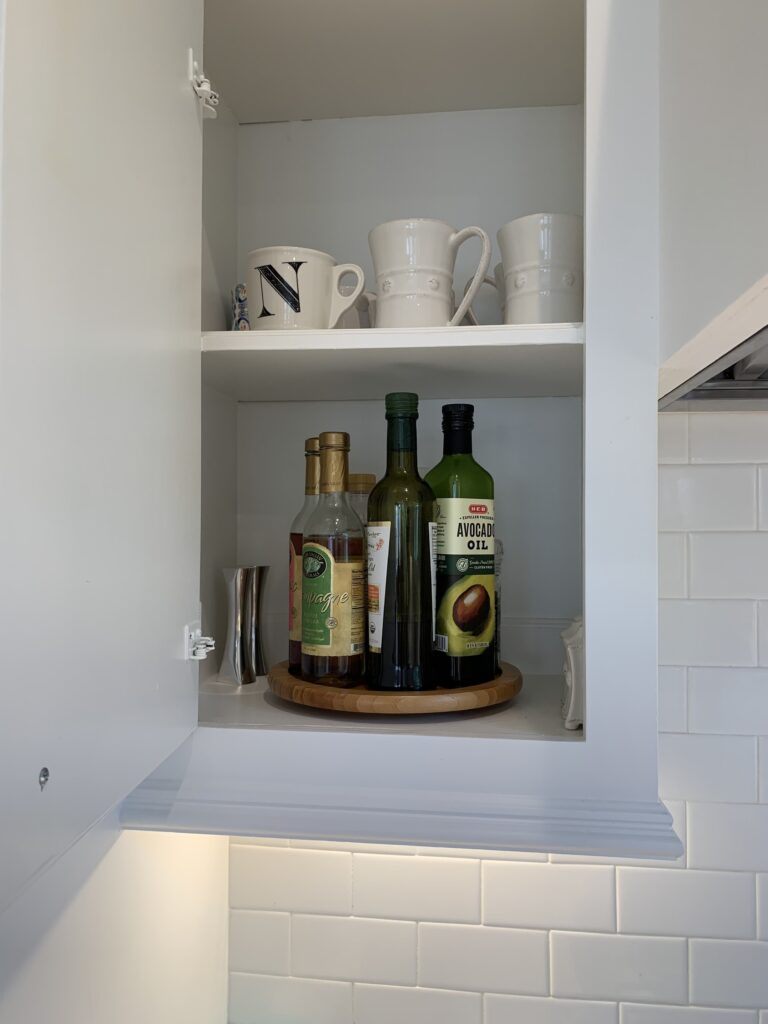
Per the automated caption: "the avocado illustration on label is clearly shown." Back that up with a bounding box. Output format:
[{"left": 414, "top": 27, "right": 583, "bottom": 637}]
[{"left": 435, "top": 573, "right": 495, "bottom": 654}]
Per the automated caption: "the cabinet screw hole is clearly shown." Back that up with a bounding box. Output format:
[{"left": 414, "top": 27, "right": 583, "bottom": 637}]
[{"left": 38, "top": 767, "right": 49, "bottom": 791}]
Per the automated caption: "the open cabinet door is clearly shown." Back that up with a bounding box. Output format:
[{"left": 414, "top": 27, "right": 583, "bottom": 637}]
[{"left": 0, "top": 0, "right": 204, "bottom": 911}]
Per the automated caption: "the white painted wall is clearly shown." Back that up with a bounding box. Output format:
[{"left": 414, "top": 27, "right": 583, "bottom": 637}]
[
  {"left": 227, "top": 411, "right": 768, "bottom": 1021},
  {"left": 203, "top": 99, "right": 238, "bottom": 331},
  {"left": 660, "top": 0, "right": 768, "bottom": 362},
  {"left": 234, "top": 397, "right": 582, "bottom": 676},
  {"left": 0, "top": 823, "right": 228, "bottom": 1024},
  {"left": 236, "top": 105, "right": 583, "bottom": 326}
]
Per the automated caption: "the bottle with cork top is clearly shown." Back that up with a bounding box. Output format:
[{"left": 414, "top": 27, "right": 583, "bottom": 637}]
[
  {"left": 301, "top": 431, "right": 366, "bottom": 685},
  {"left": 288, "top": 436, "right": 320, "bottom": 675}
]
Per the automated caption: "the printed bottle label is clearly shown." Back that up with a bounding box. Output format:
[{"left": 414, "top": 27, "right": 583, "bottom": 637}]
[
  {"left": 288, "top": 537, "right": 301, "bottom": 643},
  {"left": 301, "top": 542, "right": 365, "bottom": 656},
  {"left": 433, "top": 498, "right": 495, "bottom": 657},
  {"left": 366, "top": 522, "right": 391, "bottom": 654}
]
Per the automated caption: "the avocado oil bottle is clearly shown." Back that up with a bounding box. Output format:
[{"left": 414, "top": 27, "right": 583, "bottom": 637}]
[{"left": 425, "top": 404, "right": 496, "bottom": 686}]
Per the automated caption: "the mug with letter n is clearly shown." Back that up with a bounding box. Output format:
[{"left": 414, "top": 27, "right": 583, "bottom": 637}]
[{"left": 246, "top": 246, "right": 365, "bottom": 330}]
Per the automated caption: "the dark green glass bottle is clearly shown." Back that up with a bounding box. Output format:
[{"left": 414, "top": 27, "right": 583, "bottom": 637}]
[
  {"left": 366, "top": 393, "right": 435, "bottom": 691},
  {"left": 425, "top": 404, "right": 496, "bottom": 687}
]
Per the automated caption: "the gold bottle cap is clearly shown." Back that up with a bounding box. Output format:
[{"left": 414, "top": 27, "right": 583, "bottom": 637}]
[
  {"left": 319, "top": 431, "right": 350, "bottom": 451},
  {"left": 348, "top": 473, "right": 376, "bottom": 493},
  {"left": 305, "top": 436, "right": 320, "bottom": 453}
]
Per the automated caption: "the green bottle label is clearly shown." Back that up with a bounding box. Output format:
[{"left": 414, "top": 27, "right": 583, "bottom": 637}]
[
  {"left": 433, "top": 498, "right": 495, "bottom": 657},
  {"left": 301, "top": 542, "right": 365, "bottom": 656}
]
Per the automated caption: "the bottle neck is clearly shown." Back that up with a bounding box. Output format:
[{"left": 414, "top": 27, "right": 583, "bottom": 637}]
[
  {"left": 304, "top": 452, "right": 320, "bottom": 496},
  {"left": 443, "top": 426, "right": 473, "bottom": 456},
  {"left": 386, "top": 415, "right": 418, "bottom": 474},
  {"left": 319, "top": 448, "right": 348, "bottom": 494}
]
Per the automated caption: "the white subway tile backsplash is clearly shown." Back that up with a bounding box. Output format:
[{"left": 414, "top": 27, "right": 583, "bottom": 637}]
[
  {"left": 229, "top": 910, "right": 290, "bottom": 975},
  {"left": 758, "top": 874, "right": 768, "bottom": 939},
  {"left": 229, "top": 845, "right": 352, "bottom": 914},
  {"left": 353, "top": 853, "right": 480, "bottom": 922},
  {"left": 292, "top": 915, "right": 416, "bottom": 985},
  {"left": 689, "top": 412, "right": 768, "bottom": 463},
  {"left": 617, "top": 868, "right": 755, "bottom": 938},
  {"left": 486, "top": 994, "right": 618, "bottom": 1024},
  {"left": 483, "top": 862, "right": 615, "bottom": 932},
  {"left": 688, "top": 667, "right": 768, "bottom": 734},
  {"left": 659, "top": 667, "right": 687, "bottom": 732},
  {"left": 659, "top": 600, "right": 757, "bottom": 667},
  {"left": 658, "top": 734, "right": 757, "bottom": 802},
  {"left": 224, "top": 414, "right": 768, "bottom": 1024},
  {"left": 690, "top": 533, "right": 768, "bottom": 598},
  {"left": 759, "top": 603, "right": 768, "bottom": 667},
  {"left": 759, "top": 467, "right": 768, "bottom": 528},
  {"left": 354, "top": 984, "right": 481, "bottom": 1024},
  {"left": 229, "top": 973, "right": 352, "bottom": 1024},
  {"left": 550, "top": 932, "right": 687, "bottom": 1004},
  {"left": 659, "top": 413, "right": 689, "bottom": 464},
  {"left": 660, "top": 533, "right": 687, "bottom": 598},
  {"left": 621, "top": 1006, "right": 757, "bottom": 1024},
  {"left": 690, "top": 939, "right": 768, "bottom": 1009},
  {"left": 659, "top": 466, "right": 756, "bottom": 532},
  {"left": 418, "top": 923, "right": 548, "bottom": 995},
  {"left": 688, "top": 803, "right": 768, "bottom": 871}
]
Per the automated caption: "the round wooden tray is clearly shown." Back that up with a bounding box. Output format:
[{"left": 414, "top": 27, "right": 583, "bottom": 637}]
[{"left": 267, "top": 660, "right": 523, "bottom": 715}]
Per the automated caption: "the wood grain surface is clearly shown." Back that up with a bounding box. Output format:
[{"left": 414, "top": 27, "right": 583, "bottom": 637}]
[{"left": 267, "top": 661, "right": 523, "bottom": 715}]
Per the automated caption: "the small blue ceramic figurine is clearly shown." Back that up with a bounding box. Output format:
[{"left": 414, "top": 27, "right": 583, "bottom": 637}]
[{"left": 231, "top": 283, "right": 250, "bottom": 330}]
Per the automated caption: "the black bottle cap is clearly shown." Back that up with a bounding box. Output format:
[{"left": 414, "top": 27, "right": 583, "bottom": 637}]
[{"left": 442, "top": 403, "right": 474, "bottom": 431}]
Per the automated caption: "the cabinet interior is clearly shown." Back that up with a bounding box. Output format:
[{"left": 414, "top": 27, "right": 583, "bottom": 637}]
[{"left": 198, "top": 0, "right": 586, "bottom": 742}]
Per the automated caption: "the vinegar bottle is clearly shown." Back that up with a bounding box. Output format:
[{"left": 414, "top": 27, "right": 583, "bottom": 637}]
[
  {"left": 288, "top": 437, "right": 320, "bottom": 674},
  {"left": 301, "top": 432, "right": 366, "bottom": 685}
]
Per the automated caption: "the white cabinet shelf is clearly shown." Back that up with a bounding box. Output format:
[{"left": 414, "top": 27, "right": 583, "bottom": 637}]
[
  {"left": 202, "top": 324, "right": 583, "bottom": 401},
  {"left": 198, "top": 675, "right": 581, "bottom": 743}
]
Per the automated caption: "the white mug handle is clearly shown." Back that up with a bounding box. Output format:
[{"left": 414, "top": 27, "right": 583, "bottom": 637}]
[
  {"left": 328, "top": 264, "right": 365, "bottom": 328},
  {"left": 363, "top": 290, "right": 377, "bottom": 328},
  {"left": 462, "top": 274, "right": 499, "bottom": 326},
  {"left": 449, "top": 226, "right": 492, "bottom": 327}
]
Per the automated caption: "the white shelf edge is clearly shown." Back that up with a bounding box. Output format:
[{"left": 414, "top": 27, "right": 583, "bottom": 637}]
[
  {"left": 202, "top": 322, "right": 584, "bottom": 354},
  {"left": 119, "top": 729, "right": 682, "bottom": 859}
]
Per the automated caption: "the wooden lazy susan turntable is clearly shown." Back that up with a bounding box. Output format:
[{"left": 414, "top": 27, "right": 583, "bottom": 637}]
[{"left": 267, "top": 661, "right": 523, "bottom": 715}]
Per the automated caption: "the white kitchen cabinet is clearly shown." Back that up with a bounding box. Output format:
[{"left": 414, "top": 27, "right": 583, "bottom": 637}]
[
  {"left": 1, "top": 0, "right": 692, "bottom": 917},
  {"left": 658, "top": 0, "right": 768, "bottom": 400},
  {"left": 122, "top": 0, "right": 678, "bottom": 859}
]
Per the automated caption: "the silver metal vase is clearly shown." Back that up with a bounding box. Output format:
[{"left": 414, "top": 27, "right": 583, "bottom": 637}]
[{"left": 220, "top": 565, "right": 269, "bottom": 684}]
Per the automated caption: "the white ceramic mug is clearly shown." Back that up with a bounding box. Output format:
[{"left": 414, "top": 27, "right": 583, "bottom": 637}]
[
  {"left": 497, "top": 213, "right": 583, "bottom": 324},
  {"left": 368, "top": 218, "right": 491, "bottom": 328},
  {"left": 246, "top": 246, "right": 365, "bottom": 330}
]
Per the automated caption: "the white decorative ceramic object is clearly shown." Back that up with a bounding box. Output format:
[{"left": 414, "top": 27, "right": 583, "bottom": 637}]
[
  {"left": 497, "top": 213, "right": 583, "bottom": 325},
  {"left": 561, "top": 615, "right": 584, "bottom": 731},
  {"left": 368, "top": 218, "right": 491, "bottom": 328},
  {"left": 246, "top": 246, "right": 365, "bottom": 330}
]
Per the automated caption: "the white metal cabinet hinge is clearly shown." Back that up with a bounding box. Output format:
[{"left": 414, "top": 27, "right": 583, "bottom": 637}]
[
  {"left": 185, "top": 622, "right": 216, "bottom": 661},
  {"left": 188, "top": 50, "right": 219, "bottom": 119}
]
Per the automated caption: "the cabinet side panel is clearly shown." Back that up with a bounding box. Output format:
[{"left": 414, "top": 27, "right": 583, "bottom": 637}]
[
  {"left": 0, "top": 0, "right": 203, "bottom": 910},
  {"left": 583, "top": 0, "right": 660, "bottom": 787}
]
